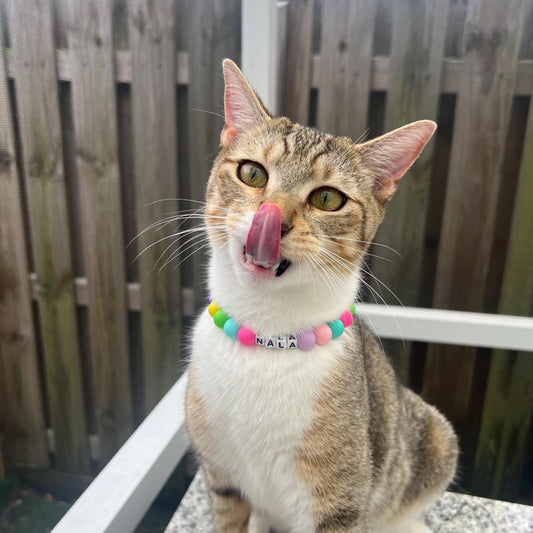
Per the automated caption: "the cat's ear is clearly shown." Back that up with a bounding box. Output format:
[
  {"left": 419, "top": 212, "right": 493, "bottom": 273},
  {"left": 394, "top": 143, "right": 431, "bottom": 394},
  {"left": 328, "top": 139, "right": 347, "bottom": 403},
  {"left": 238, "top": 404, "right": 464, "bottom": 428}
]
[
  {"left": 221, "top": 58, "right": 270, "bottom": 147},
  {"left": 358, "top": 120, "right": 436, "bottom": 203}
]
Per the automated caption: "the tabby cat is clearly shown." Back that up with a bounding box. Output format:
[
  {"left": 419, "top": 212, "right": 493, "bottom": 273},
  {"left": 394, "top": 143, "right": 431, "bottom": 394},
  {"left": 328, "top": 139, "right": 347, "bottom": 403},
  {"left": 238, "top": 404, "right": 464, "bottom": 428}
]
[{"left": 185, "top": 59, "right": 458, "bottom": 533}]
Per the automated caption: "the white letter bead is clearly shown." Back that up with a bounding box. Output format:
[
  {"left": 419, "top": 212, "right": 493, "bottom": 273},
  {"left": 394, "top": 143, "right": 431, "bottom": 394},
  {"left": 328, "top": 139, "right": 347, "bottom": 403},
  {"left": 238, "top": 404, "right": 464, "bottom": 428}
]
[
  {"left": 255, "top": 335, "right": 265, "bottom": 346},
  {"left": 276, "top": 336, "right": 287, "bottom": 348},
  {"left": 265, "top": 337, "right": 276, "bottom": 349},
  {"left": 287, "top": 335, "right": 297, "bottom": 349}
]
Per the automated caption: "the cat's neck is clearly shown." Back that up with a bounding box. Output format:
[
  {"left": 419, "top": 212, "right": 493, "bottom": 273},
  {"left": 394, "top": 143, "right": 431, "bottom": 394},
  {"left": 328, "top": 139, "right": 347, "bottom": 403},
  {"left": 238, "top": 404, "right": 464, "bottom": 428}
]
[{"left": 208, "top": 249, "right": 361, "bottom": 337}]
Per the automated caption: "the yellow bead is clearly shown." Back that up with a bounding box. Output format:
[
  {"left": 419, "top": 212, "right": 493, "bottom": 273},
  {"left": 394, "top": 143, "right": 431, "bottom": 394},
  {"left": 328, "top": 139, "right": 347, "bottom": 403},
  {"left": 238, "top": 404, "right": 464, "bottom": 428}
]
[{"left": 208, "top": 302, "right": 220, "bottom": 317}]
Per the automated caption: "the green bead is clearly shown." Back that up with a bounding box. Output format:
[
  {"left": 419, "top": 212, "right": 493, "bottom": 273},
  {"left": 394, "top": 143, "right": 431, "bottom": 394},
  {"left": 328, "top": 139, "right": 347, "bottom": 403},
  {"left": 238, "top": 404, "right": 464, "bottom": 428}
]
[
  {"left": 214, "top": 309, "right": 229, "bottom": 328},
  {"left": 327, "top": 319, "right": 344, "bottom": 339},
  {"left": 350, "top": 302, "right": 356, "bottom": 315}
]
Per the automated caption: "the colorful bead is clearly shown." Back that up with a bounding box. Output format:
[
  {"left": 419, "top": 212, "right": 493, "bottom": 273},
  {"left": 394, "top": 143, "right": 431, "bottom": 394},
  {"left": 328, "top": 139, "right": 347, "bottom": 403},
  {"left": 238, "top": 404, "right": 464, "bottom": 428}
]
[
  {"left": 208, "top": 302, "right": 220, "bottom": 317},
  {"left": 209, "top": 299, "right": 354, "bottom": 349},
  {"left": 223, "top": 318, "right": 239, "bottom": 339},
  {"left": 314, "top": 324, "right": 332, "bottom": 345},
  {"left": 238, "top": 327, "right": 256, "bottom": 346},
  {"left": 207, "top": 292, "right": 212, "bottom": 304},
  {"left": 328, "top": 319, "right": 344, "bottom": 339},
  {"left": 214, "top": 309, "right": 229, "bottom": 328},
  {"left": 297, "top": 330, "right": 316, "bottom": 351},
  {"left": 340, "top": 310, "right": 353, "bottom": 327}
]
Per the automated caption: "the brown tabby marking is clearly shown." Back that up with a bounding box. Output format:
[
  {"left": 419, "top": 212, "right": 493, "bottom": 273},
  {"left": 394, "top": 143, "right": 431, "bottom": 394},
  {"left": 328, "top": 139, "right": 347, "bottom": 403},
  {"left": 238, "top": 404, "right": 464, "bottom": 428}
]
[{"left": 296, "top": 321, "right": 458, "bottom": 531}]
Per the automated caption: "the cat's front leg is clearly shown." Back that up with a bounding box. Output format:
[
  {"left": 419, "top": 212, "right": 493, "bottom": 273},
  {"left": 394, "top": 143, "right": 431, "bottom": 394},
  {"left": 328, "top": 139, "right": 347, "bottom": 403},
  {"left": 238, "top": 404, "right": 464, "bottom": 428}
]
[{"left": 203, "top": 465, "right": 251, "bottom": 533}]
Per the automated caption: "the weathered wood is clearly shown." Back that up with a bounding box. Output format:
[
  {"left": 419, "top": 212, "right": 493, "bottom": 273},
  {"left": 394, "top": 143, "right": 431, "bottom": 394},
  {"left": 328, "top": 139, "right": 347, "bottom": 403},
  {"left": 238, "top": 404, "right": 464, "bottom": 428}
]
[
  {"left": 0, "top": 27, "right": 48, "bottom": 471},
  {"left": 423, "top": 0, "right": 527, "bottom": 477},
  {"left": 186, "top": 0, "right": 240, "bottom": 309},
  {"left": 129, "top": 0, "right": 182, "bottom": 414},
  {"left": 0, "top": 439, "right": 4, "bottom": 479},
  {"left": 68, "top": 0, "right": 133, "bottom": 464},
  {"left": 280, "top": 0, "right": 313, "bottom": 124},
  {"left": 316, "top": 0, "right": 376, "bottom": 139},
  {"left": 3, "top": 46, "right": 533, "bottom": 96},
  {"left": 6, "top": 0, "right": 88, "bottom": 473},
  {"left": 473, "top": 89, "right": 533, "bottom": 500},
  {"left": 371, "top": 0, "right": 448, "bottom": 383}
]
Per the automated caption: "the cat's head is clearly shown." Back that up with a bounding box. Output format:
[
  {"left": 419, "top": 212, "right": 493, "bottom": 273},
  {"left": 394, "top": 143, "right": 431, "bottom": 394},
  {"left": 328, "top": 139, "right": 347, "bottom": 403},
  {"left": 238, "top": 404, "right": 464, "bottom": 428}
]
[{"left": 206, "top": 59, "right": 434, "bottom": 297}]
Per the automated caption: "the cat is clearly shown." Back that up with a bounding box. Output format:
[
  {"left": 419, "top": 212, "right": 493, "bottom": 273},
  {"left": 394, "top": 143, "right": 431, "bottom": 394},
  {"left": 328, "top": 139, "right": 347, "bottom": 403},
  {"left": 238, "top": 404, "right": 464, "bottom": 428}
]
[{"left": 185, "top": 58, "right": 458, "bottom": 533}]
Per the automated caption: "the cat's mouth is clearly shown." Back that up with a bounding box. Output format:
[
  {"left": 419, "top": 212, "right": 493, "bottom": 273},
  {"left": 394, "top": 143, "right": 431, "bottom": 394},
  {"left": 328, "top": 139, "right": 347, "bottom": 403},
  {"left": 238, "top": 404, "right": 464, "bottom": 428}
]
[
  {"left": 240, "top": 203, "right": 292, "bottom": 278},
  {"left": 242, "top": 246, "right": 292, "bottom": 277}
]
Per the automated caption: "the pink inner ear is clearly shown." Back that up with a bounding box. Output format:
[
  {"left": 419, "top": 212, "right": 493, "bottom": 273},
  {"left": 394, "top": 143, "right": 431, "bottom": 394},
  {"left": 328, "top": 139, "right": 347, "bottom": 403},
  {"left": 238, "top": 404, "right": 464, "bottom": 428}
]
[
  {"left": 224, "top": 85, "right": 240, "bottom": 128},
  {"left": 370, "top": 121, "right": 436, "bottom": 202}
]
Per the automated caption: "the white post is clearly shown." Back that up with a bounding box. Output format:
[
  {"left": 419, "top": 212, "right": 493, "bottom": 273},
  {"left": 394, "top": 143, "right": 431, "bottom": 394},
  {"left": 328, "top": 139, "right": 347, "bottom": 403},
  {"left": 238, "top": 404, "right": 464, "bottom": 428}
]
[{"left": 241, "top": 0, "right": 279, "bottom": 114}]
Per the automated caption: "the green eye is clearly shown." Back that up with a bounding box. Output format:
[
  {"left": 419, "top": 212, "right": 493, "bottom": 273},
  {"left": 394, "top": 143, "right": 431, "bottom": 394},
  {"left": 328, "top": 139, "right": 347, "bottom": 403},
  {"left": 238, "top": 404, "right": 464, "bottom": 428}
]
[
  {"left": 238, "top": 162, "right": 268, "bottom": 188},
  {"left": 309, "top": 187, "right": 346, "bottom": 211}
]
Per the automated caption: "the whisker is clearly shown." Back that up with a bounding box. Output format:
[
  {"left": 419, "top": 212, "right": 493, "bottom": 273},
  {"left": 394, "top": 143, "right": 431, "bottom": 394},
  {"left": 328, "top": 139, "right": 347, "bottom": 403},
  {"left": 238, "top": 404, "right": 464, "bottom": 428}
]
[{"left": 315, "top": 234, "right": 403, "bottom": 257}]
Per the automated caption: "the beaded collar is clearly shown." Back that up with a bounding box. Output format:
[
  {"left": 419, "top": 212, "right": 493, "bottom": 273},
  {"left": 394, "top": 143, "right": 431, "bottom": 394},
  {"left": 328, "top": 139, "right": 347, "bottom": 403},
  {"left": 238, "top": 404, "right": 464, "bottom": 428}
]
[{"left": 207, "top": 295, "right": 355, "bottom": 351}]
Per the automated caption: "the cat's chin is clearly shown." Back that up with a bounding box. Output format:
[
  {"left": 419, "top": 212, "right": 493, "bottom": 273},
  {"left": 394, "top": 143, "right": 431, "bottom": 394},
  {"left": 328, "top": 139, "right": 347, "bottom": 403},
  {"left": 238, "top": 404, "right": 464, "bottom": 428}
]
[{"left": 241, "top": 250, "right": 292, "bottom": 279}]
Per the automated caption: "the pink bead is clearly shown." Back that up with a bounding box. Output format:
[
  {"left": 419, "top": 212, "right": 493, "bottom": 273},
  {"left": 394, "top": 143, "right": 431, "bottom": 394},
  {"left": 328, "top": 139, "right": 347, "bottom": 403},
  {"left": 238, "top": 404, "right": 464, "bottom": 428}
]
[
  {"left": 297, "top": 330, "right": 316, "bottom": 351},
  {"left": 314, "top": 324, "right": 332, "bottom": 345},
  {"left": 238, "top": 327, "right": 256, "bottom": 346},
  {"left": 340, "top": 310, "right": 353, "bottom": 327}
]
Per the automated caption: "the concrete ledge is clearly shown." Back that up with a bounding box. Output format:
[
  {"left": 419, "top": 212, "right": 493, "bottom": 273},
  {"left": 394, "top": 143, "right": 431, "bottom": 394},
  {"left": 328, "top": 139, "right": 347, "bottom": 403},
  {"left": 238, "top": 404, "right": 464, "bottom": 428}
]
[{"left": 166, "top": 472, "right": 533, "bottom": 533}]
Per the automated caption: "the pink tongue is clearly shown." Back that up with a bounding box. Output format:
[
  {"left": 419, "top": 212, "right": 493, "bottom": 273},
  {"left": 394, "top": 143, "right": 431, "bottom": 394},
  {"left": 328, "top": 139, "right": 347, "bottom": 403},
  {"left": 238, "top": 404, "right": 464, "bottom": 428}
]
[{"left": 245, "top": 203, "right": 281, "bottom": 267}]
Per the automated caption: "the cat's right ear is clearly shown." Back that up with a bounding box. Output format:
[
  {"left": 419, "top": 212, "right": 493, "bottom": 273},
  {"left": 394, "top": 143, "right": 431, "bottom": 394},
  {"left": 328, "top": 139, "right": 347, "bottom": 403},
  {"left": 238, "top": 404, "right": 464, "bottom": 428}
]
[{"left": 221, "top": 59, "right": 270, "bottom": 147}]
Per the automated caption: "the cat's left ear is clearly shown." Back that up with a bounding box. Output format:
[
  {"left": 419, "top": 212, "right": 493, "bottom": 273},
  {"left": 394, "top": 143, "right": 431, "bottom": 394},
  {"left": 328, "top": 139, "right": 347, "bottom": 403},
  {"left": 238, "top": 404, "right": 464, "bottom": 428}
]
[
  {"left": 358, "top": 120, "right": 436, "bottom": 203},
  {"left": 221, "top": 58, "right": 270, "bottom": 147}
]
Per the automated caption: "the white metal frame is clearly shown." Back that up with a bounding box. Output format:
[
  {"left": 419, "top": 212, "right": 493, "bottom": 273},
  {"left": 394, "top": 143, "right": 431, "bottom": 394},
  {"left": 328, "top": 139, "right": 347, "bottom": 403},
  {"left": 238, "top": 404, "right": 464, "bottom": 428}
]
[{"left": 52, "top": 375, "right": 189, "bottom": 533}]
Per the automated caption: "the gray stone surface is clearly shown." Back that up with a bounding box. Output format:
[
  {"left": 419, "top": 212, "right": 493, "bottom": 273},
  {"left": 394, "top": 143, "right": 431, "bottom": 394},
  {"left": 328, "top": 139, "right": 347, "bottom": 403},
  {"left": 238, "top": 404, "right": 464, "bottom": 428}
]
[{"left": 166, "top": 473, "right": 533, "bottom": 532}]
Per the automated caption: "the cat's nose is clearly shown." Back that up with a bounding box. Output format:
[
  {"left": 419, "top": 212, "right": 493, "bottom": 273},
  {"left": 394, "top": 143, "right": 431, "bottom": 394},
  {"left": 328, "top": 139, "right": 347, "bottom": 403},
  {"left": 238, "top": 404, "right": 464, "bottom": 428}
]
[{"left": 281, "top": 222, "right": 292, "bottom": 238}]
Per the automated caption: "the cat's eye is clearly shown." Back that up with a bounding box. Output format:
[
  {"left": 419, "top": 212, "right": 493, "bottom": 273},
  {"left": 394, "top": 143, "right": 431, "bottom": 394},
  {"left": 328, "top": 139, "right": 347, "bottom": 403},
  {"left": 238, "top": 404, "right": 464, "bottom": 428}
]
[
  {"left": 238, "top": 162, "right": 268, "bottom": 188},
  {"left": 309, "top": 187, "right": 347, "bottom": 211}
]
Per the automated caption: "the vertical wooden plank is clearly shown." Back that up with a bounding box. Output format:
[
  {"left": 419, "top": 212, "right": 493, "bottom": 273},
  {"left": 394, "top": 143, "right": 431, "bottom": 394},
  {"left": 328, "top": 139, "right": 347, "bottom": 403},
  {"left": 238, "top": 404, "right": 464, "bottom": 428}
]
[
  {"left": 423, "top": 0, "right": 527, "bottom": 476},
  {"left": 316, "top": 0, "right": 376, "bottom": 139},
  {"left": 6, "top": 0, "right": 89, "bottom": 473},
  {"left": 281, "top": 0, "right": 313, "bottom": 124},
  {"left": 129, "top": 0, "right": 182, "bottom": 414},
  {"left": 0, "top": 438, "right": 4, "bottom": 478},
  {"left": 473, "top": 91, "right": 533, "bottom": 500},
  {"left": 187, "top": 0, "right": 240, "bottom": 309},
  {"left": 0, "top": 28, "right": 48, "bottom": 470},
  {"left": 371, "top": 0, "right": 448, "bottom": 383},
  {"left": 68, "top": 0, "right": 133, "bottom": 463}
]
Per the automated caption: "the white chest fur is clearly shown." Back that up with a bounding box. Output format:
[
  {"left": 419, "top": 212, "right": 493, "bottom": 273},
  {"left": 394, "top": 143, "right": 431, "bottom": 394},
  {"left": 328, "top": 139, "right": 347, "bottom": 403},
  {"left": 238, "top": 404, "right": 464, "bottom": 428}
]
[{"left": 191, "top": 310, "right": 347, "bottom": 532}]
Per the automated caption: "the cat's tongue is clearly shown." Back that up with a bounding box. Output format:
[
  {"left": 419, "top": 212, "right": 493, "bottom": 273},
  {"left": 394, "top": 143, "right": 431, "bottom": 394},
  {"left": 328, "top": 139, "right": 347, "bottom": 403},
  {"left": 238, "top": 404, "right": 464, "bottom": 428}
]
[{"left": 245, "top": 203, "right": 281, "bottom": 268}]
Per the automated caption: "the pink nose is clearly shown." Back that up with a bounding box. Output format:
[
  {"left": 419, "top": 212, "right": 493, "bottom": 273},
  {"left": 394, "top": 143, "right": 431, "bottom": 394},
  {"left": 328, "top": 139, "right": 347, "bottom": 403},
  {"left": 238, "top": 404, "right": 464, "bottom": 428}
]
[{"left": 245, "top": 203, "right": 282, "bottom": 267}]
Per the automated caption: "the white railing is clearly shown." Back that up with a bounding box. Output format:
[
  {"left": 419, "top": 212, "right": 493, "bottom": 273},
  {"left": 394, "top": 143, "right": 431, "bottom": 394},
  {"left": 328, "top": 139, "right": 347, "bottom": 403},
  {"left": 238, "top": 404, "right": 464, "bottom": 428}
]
[{"left": 52, "top": 303, "right": 533, "bottom": 533}]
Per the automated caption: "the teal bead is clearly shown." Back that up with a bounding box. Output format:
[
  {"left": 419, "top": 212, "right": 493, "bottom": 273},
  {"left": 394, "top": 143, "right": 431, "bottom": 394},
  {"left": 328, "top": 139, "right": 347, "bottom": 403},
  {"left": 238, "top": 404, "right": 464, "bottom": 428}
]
[
  {"left": 214, "top": 309, "right": 229, "bottom": 328},
  {"left": 223, "top": 318, "right": 239, "bottom": 339},
  {"left": 327, "top": 319, "right": 344, "bottom": 339}
]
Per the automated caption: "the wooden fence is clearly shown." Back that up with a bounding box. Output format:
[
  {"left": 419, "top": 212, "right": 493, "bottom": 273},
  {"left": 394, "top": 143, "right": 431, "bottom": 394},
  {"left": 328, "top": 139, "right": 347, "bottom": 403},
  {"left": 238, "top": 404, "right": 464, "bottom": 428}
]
[{"left": 0, "top": 0, "right": 532, "bottom": 504}]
